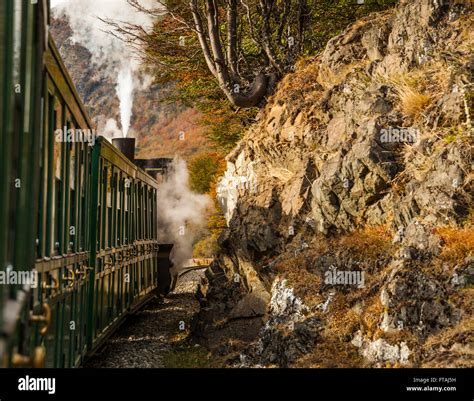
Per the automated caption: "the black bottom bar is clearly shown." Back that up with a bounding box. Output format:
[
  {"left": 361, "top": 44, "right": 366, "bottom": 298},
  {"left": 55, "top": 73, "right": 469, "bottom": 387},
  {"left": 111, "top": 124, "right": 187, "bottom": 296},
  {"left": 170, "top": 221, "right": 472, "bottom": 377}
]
[{"left": 0, "top": 368, "right": 472, "bottom": 401}]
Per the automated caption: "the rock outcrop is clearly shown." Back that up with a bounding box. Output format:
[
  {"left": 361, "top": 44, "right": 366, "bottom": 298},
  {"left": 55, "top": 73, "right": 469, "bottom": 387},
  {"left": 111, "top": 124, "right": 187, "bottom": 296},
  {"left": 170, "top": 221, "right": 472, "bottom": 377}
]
[{"left": 199, "top": 0, "right": 473, "bottom": 368}]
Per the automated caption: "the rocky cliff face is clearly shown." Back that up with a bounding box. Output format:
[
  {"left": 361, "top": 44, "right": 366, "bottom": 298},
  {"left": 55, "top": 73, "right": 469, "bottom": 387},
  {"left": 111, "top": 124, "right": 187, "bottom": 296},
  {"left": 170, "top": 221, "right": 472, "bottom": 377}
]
[{"left": 195, "top": 0, "right": 473, "bottom": 368}]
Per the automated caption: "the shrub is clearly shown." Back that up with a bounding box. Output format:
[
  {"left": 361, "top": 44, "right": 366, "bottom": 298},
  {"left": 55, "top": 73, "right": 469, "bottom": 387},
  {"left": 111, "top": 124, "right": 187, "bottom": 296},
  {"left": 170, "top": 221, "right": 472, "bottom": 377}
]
[{"left": 188, "top": 152, "right": 223, "bottom": 194}]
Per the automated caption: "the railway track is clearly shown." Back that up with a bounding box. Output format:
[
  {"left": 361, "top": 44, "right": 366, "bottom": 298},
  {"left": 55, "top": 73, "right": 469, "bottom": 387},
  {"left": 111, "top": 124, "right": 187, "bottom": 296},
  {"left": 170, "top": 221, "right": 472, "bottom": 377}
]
[{"left": 84, "top": 269, "right": 206, "bottom": 368}]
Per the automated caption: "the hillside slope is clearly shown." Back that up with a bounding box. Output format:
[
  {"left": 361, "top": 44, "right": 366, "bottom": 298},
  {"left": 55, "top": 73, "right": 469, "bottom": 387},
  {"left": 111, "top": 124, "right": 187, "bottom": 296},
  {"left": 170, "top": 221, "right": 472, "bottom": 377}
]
[
  {"left": 195, "top": 0, "right": 473, "bottom": 368},
  {"left": 50, "top": 17, "right": 211, "bottom": 160}
]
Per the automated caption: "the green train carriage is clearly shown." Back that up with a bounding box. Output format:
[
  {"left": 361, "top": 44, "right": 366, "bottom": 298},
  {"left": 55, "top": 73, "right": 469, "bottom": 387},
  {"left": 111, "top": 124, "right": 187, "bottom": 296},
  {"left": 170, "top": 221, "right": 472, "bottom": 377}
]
[
  {"left": 88, "top": 137, "right": 160, "bottom": 356},
  {"left": 0, "top": 0, "right": 169, "bottom": 368},
  {"left": 0, "top": 0, "right": 47, "bottom": 368}
]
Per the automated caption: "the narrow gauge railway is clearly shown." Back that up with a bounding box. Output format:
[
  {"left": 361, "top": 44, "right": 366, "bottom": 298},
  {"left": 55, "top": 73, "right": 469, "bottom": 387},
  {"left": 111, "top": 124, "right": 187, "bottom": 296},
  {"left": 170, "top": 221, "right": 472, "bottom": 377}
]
[{"left": 0, "top": 0, "right": 174, "bottom": 368}]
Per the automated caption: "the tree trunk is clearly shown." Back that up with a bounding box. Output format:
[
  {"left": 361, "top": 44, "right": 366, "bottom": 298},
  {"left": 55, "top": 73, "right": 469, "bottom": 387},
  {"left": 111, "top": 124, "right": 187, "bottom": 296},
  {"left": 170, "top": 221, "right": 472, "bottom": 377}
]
[
  {"left": 223, "top": 73, "right": 269, "bottom": 108},
  {"left": 192, "top": 0, "right": 270, "bottom": 107}
]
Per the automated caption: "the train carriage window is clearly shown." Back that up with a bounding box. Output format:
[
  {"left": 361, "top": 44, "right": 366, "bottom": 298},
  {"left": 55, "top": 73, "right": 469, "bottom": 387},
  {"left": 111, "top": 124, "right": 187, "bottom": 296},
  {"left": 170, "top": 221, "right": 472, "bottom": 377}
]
[
  {"left": 146, "top": 188, "right": 149, "bottom": 239},
  {"left": 106, "top": 166, "right": 112, "bottom": 248},
  {"left": 112, "top": 171, "right": 118, "bottom": 247},
  {"left": 144, "top": 187, "right": 148, "bottom": 239},
  {"left": 138, "top": 183, "right": 142, "bottom": 239},
  {"left": 153, "top": 189, "right": 157, "bottom": 237},
  {"left": 36, "top": 96, "right": 46, "bottom": 259},
  {"left": 117, "top": 175, "right": 120, "bottom": 247},
  {"left": 124, "top": 177, "right": 129, "bottom": 245},
  {"left": 80, "top": 143, "right": 85, "bottom": 250},
  {"left": 53, "top": 101, "right": 63, "bottom": 255},
  {"left": 62, "top": 118, "right": 72, "bottom": 254},
  {"left": 98, "top": 161, "right": 104, "bottom": 250},
  {"left": 69, "top": 122, "right": 76, "bottom": 253},
  {"left": 100, "top": 163, "right": 108, "bottom": 250},
  {"left": 154, "top": 189, "right": 158, "bottom": 237},
  {"left": 12, "top": 1, "right": 22, "bottom": 94},
  {"left": 54, "top": 180, "right": 62, "bottom": 255},
  {"left": 141, "top": 184, "right": 145, "bottom": 239},
  {"left": 146, "top": 187, "right": 149, "bottom": 238},
  {"left": 147, "top": 188, "right": 150, "bottom": 238},
  {"left": 70, "top": 126, "right": 75, "bottom": 191},
  {"left": 80, "top": 145, "right": 85, "bottom": 197},
  {"left": 149, "top": 188, "right": 153, "bottom": 239},
  {"left": 137, "top": 183, "right": 142, "bottom": 240},
  {"left": 150, "top": 189, "right": 154, "bottom": 238},
  {"left": 144, "top": 186, "right": 147, "bottom": 239},
  {"left": 134, "top": 182, "right": 139, "bottom": 242},
  {"left": 44, "top": 92, "right": 55, "bottom": 256},
  {"left": 149, "top": 188, "right": 153, "bottom": 238}
]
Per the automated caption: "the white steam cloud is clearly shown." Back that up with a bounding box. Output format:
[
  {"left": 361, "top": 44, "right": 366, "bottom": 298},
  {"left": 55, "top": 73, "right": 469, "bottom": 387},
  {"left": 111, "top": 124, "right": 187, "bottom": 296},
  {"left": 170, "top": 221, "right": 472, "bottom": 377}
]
[
  {"left": 52, "top": 0, "right": 156, "bottom": 137},
  {"left": 116, "top": 64, "right": 134, "bottom": 137},
  {"left": 157, "top": 158, "right": 211, "bottom": 269},
  {"left": 100, "top": 118, "right": 122, "bottom": 139}
]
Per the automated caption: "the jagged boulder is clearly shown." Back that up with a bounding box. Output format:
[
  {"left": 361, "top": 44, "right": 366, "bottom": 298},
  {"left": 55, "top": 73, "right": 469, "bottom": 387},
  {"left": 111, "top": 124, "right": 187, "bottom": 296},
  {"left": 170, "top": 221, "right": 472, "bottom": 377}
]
[{"left": 238, "top": 278, "right": 322, "bottom": 367}]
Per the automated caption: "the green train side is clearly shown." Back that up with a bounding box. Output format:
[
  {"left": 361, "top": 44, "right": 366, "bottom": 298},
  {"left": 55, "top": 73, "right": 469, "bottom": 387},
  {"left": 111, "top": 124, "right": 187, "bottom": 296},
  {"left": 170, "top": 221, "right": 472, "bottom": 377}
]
[{"left": 0, "top": 0, "right": 167, "bottom": 368}]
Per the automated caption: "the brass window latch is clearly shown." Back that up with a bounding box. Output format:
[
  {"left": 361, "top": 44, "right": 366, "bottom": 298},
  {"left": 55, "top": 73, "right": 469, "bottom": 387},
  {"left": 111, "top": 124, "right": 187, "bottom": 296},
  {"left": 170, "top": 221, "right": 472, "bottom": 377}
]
[
  {"left": 12, "top": 346, "right": 46, "bottom": 368},
  {"left": 30, "top": 303, "right": 52, "bottom": 336}
]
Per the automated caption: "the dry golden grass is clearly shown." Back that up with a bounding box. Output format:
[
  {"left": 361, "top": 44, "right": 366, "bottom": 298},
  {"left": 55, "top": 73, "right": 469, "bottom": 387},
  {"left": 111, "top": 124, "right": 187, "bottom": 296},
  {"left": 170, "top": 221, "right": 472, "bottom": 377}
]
[
  {"left": 378, "top": 61, "right": 453, "bottom": 122},
  {"left": 293, "top": 337, "right": 367, "bottom": 368},
  {"left": 435, "top": 227, "right": 474, "bottom": 263},
  {"left": 452, "top": 13, "right": 474, "bottom": 56},
  {"left": 391, "top": 143, "right": 433, "bottom": 188},
  {"left": 336, "top": 226, "right": 393, "bottom": 262},
  {"left": 421, "top": 299, "right": 474, "bottom": 368},
  {"left": 274, "top": 226, "right": 393, "bottom": 306},
  {"left": 324, "top": 293, "right": 361, "bottom": 341},
  {"left": 387, "top": 75, "right": 432, "bottom": 121},
  {"left": 269, "top": 225, "right": 473, "bottom": 368},
  {"left": 392, "top": 130, "right": 471, "bottom": 197},
  {"left": 360, "top": 295, "right": 384, "bottom": 339},
  {"left": 268, "top": 56, "right": 323, "bottom": 109},
  {"left": 449, "top": 287, "right": 474, "bottom": 317},
  {"left": 275, "top": 254, "right": 324, "bottom": 306},
  {"left": 380, "top": 329, "right": 419, "bottom": 350},
  {"left": 317, "top": 60, "right": 369, "bottom": 90}
]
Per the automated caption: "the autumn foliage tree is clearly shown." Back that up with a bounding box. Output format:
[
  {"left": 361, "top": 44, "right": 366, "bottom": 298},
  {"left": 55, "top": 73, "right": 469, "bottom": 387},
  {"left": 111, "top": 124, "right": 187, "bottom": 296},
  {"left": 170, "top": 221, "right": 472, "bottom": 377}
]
[
  {"left": 109, "top": 0, "right": 398, "bottom": 109},
  {"left": 188, "top": 152, "right": 225, "bottom": 193},
  {"left": 188, "top": 152, "right": 227, "bottom": 257},
  {"left": 113, "top": 0, "right": 316, "bottom": 107},
  {"left": 106, "top": 0, "right": 397, "bottom": 149}
]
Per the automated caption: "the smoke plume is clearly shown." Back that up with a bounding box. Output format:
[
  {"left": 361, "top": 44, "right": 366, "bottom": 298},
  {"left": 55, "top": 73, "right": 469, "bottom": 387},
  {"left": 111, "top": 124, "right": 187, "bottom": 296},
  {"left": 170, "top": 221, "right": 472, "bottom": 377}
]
[
  {"left": 157, "top": 158, "right": 211, "bottom": 269},
  {"left": 100, "top": 118, "right": 122, "bottom": 139},
  {"left": 51, "top": 0, "right": 156, "bottom": 137},
  {"left": 116, "top": 65, "right": 134, "bottom": 137}
]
